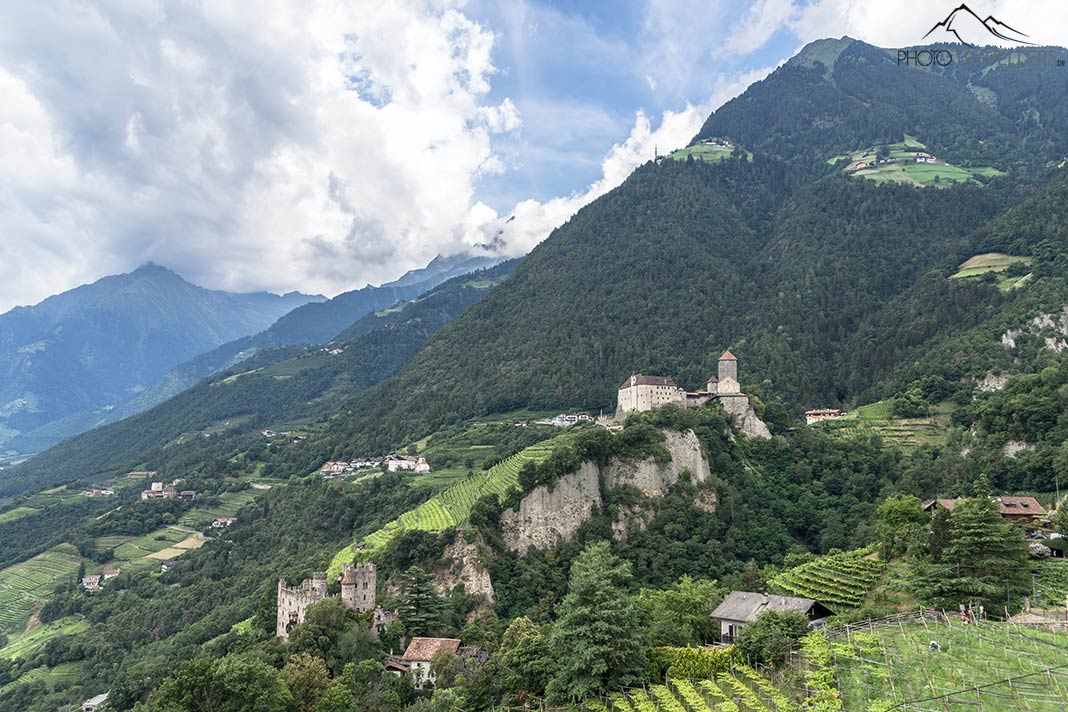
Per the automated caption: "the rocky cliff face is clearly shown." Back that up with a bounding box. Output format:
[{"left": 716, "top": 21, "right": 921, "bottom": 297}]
[
  {"left": 500, "top": 462, "right": 601, "bottom": 554},
  {"left": 500, "top": 429, "right": 714, "bottom": 554},
  {"left": 603, "top": 429, "right": 711, "bottom": 493},
  {"left": 433, "top": 531, "right": 495, "bottom": 602},
  {"left": 719, "top": 395, "right": 772, "bottom": 439}
]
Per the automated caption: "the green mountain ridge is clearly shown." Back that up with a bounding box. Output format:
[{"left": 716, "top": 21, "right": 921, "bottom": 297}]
[{"left": 1, "top": 253, "right": 504, "bottom": 457}]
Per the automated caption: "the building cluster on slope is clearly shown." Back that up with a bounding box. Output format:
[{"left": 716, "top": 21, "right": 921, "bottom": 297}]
[
  {"left": 320, "top": 455, "right": 431, "bottom": 477},
  {"left": 804, "top": 408, "right": 843, "bottom": 424},
  {"left": 140, "top": 480, "right": 197, "bottom": 501},
  {"left": 81, "top": 569, "right": 121, "bottom": 591},
  {"left": 533, "top": 412, "right": 594, "bottom": 427}
]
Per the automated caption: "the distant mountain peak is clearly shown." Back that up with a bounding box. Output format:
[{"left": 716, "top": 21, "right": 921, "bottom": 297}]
[
  {"left": 131, "top": 261, "right": 175, "bottom": 276},
  {"left": 787, "top": 37, "right": 856, "bottom": 72}
]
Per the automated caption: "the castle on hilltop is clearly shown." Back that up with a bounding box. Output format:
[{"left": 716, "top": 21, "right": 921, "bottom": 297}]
[
  {"left": 616, "top": 351, "right": 771, "bottom": 438},
  {"left": 276, "top": 562, "right": 377, "bottom": 639}
]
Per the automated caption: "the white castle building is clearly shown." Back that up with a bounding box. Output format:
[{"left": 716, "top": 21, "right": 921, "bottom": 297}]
[
  {"left": 617, "top": 351, "right": 741, "bottom": 414},
  {"left": 615, "top": 351, "right": 770, "bottom": 438}
]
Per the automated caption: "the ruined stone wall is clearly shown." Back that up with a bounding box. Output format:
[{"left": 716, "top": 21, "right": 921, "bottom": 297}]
[{"left": 276, "top": 577, "right": 329, "bottom": 639}]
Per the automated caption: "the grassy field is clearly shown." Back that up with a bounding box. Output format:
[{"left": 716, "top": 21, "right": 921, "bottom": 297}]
[
  {"left": 670, "top": 142, "right": 752, "bottom": 163},
  {"left": 0, "top": 545, "right": 84, "bottom": 633},
  {"left": 0, "top": 506, "right": 39, "bottom": 523},
  {"left": 0, "top": 616, "right": 88, "bottom": 660},
  {"left": 950, "top": 252, "right": 1033, "bottom": 291},
  {"left": 328, "top": 439, "right": 564, "bottom": 577},
  {"left": 833, "top": 136, "right": 1004, "bottom": 188},
  {"left": 832, "top": 619, "right": 1068, "bottom": 711},
  {"left": 178, "top": 489, "right": 258, "bottom": 529}
]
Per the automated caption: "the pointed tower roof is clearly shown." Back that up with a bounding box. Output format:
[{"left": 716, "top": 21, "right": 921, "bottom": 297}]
[
  {"left": 719, "top": 350, "right": 738, "bottom": 361},
  {"left": 340, "top": 566, "right": 357, "bottom": 585}
]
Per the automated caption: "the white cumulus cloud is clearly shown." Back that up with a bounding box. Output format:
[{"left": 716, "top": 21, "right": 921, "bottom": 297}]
[{"left": 0, "top": 0, "right": 522, "bottom": 311}]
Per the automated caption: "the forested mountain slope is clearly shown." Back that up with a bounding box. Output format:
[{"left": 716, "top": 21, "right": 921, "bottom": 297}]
[
  {"left": 4, "top": 37, "right": 1068, "bottom": 712},
  {"left": 311, "top": 39, "right": 1068, "bottom": 456},
  {"left": 3, "top": 253, "right": 502, "bottom": 456},
  {"left": 0, "top": 260, "right": 518, "bottom": 496},
  {"left": 0, "top": 265, "right": 320, "bottom": 453}
]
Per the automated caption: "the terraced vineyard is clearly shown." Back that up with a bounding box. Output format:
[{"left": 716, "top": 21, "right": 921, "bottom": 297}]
[
  {"left": 604, "top": 668, "right": 792, "bottom": 712},
  {"left": 771, "top": 549, "right": 885, "bottom": 609},
  {"left": 0, "top": 545, "right": 84, "bottom": 632},
  {"left": 0, "top": 661, "right": 86, "bottom": 694},
  {"left": 0, "top": 616, "right": 88, "bottom": 660},
  {"left": 329, "top": 439, "right": 562, "bottom": 576},
  {"left": 833, "top": 618, "right": 1068, "bottom": 711},
  {"left": 817, "top": 400, "right": 956, "bottom": 450}
]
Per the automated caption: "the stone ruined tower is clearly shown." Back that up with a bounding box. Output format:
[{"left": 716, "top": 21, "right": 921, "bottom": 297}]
[
  {"left": 352, "top": 563, "right": 378, "bottom": 614},
  {"left": 276, "top": 573, "right": 330, "bottom": 640},
  {"left": 717, "top": 350, "right": 740, "bottom": 395},
  {"left": 340, "top": 564, "right": 357, "bottom": 611},
  {"left": 311, "top": 571, "right": 328, "bottom": 598}
]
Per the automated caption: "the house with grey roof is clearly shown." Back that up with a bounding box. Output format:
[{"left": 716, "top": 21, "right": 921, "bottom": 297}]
[{"left": 710, "top": 591, "right": 834, "bottom": 642}]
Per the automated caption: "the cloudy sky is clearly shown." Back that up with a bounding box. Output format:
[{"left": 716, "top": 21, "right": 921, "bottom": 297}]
[{"left": 2, "top": 0, "right": 1067, "bottom": 312}]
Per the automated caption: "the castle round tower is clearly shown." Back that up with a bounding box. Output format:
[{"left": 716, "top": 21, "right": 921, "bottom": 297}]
[{"left": 340, "top": 564, "right": 357, "bottom": 610}]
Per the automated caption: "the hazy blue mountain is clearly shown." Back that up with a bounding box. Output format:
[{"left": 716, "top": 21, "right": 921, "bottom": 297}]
[
  {"left": 0, "top": 264, "right": 321, "bottom": 453},
  {"left": 1, "top": 253, "right": 504, "bottom": 456}
]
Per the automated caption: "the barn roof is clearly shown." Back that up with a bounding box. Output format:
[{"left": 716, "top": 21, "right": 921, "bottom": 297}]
[
  {"left": 401, "top": 637, "right": 461, "bottom": 662},
  {"left": 710, "top": 591, "right": 828, "bottom": 622}
]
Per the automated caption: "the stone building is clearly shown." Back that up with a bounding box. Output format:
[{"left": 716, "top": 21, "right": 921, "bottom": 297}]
[
  {"left": 276, "top": 563, "right": 377, "bottom": 639},
  {"left": 340, "top": 562, "right": 377, "bottom": 613},
  {"left": 615, "top": 350, "right": 771, "bottom": 439},
  {"left": 617, "top": 351, "right": 742, "bottom": 415},
  {"left": 615, "top": 374, "right": 687, "bottom": 413}
]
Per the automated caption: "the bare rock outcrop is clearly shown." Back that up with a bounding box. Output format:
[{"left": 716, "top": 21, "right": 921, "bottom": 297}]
[
  {"left": 611, "top": 504, "right": 655, "bottom": 541},
  {"left": 719, "top": 395, "right": 772, "bottom": 439},
  {"left": 1002, "top": 308, "right": 1068, "bottom": 352},
  {"left": 501, "top": 462, "right": 601, "bottom": 554},
  {"left": 976, "top": 371, "right": 1010, "bottom": 392},
  {"left": 604, "top": 429, "right": 711, "bottom": 493},
  {"left": 1002, "top": 440, "right": 1036, "bottom": 458},
  {"left": 501, "top": 429, "right": 714, "bottom": 554},
  {"left": 434, "top": 531, "right": 495, "bottom": 603}
]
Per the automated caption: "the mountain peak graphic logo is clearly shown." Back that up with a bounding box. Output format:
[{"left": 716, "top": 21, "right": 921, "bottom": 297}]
[{"left": 922, "top": 3, "right": 1036, "bottom": 47}]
